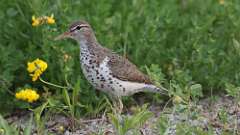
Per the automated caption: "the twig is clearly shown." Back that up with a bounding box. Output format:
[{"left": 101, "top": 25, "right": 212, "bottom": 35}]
[
  {"left": 39, "top": 77, "right": 69, "bottom": 89},
  {"left": 162, "top": 98, "right": 172, "bottom": 114},
  {"left": 81, "top": 118, "right": 106, "bottom": 123}
]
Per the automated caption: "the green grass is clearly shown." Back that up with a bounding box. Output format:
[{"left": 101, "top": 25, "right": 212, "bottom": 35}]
[
  {"left": 0, "top": 0, "right": 240, "bottom": 134},
  {"left": 108, "top": 104, "right": 153, "bottom": 135}
]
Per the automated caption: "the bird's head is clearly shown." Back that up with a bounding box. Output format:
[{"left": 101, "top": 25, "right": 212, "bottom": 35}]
[{"left": 55, "top": 20, "right": 95, "bottom": 42}]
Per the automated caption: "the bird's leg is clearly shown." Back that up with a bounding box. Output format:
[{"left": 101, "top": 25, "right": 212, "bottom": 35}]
[
  {"left": 108, "top": 95, "right": 117, "bottom": 114},
  {"left": 110, "top": 96, "right": 123, "bottom": 114},
  {"left": 117, "top": 97, "right": 123, "bottom": 114},
  {"left": 112, "top": 99, "right": 118, "bottom": 114}
]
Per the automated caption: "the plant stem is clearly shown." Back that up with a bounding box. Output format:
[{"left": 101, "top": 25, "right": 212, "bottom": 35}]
[
  {"left": 7, "top": 89, "right": 15, "bottom": 96},
  {"left": 39, "top": 77, "right": 69, "bottom": 89}
]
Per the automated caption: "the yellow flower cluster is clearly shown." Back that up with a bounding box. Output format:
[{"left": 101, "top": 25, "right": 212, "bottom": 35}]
[
  {"left": 27, "top": 58, "right": 47, "bottom": 81},
  {"left": 32, "top": 14, "right": 55, "bottom": 27},
  {"left": 15, "top": 89, "right": 40, "bottom": 103},
  {"left": 219, "top": 0, "right": 224, "bottom": 5}
]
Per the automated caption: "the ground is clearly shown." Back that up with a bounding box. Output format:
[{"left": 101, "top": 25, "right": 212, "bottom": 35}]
[{"left": 4, "top": 94, "right": 239, "bottom": 135}]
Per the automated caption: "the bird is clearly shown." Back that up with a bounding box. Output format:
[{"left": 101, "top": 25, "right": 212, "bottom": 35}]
[{"left": 55, "top": 20, "right": 168, "bottom": 113}]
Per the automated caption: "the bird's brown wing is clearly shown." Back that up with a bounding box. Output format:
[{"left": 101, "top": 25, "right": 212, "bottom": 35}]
[
  {"left": 92, "top": 44, "right": 152, "bottom": 84},
  {"left": 107, "top": 52, "right": 153, "bottom": 84}
]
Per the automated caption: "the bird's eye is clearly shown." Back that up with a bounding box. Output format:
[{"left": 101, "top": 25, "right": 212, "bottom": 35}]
[{"left": 75, "top": 26, "right": 81, "bottom": 30}]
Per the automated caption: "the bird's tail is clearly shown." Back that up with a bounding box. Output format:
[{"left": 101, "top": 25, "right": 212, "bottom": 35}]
[{"left": 143, "top": 84, "right": 169, "bottom": 96}]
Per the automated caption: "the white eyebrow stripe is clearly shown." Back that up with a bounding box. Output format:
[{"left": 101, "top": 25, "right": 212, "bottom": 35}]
[
  {"left": 70, "top": 25, "right": 79, "bottom": 32},
  {"left": 70, "top": 24, "right": 89, "bottom": 31}
]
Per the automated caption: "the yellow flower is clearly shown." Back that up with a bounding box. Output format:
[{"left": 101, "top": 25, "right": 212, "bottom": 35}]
[
  {"left": 173, "top": 95, "right": 184, "bottom": 104},
  {"left": 27, "top": 58, "right": 47, "bottom": 81},
  {"left": 32, "top": 16, "right": 40, "bottom": 26},
  {"left": 46, "top": 14, "right": 55, "bottom": 24},
  {"left": 219, "top": 0, "right": 224, "bottom": 5},
  {"left": 58, "top": 125, "right": 65, "bottom": 132},
  {"left": 0, "top": 128, "right": 4, "bottom": 134},
  {"left": 31, "top": 14, "right": 55, "bottom": 27},
  {"left": 15, "top": 89, "right": 40, "bottom": 103}
]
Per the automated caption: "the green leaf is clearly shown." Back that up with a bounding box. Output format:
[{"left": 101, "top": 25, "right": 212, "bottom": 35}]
[
  {"left": 190, "top": 84, "right": 203, "bottom": 99},
  {"left": 233, "top": 38, "right": 240, "bottom": 56},
  {"left": 23, "top": 114, "right": 33, "bottom": 135},
  {"left": 108, "top": 105, "right": 153, "bottom": 135},
  {"left": 33, "top": 101, "right": 49, "bottom": 128},
  {"left": 72, "top": 78, "right": 81, "bottom": 109},
  {"left": 108, "top": 113, "right": 121, "bottom": 134},
  {"left": 0, "top": 115, "right": 18, "bottom": 135},
  {"left": 63, "top": 89, "right": 71, "bottom": 107}
]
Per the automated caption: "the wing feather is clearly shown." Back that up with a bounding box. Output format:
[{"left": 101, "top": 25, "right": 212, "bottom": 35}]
[{"left": 107, "top": 52, "right": 153, "bottom": 84}]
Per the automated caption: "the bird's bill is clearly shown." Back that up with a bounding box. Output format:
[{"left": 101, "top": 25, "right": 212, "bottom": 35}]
[{"left": 54, "top": 31, "right": 71, "bottom": 40}]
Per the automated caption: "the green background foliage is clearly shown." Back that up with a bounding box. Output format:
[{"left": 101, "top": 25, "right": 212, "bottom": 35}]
[{"left": 0, "top": 0, "right": 240, "bottom": 114}]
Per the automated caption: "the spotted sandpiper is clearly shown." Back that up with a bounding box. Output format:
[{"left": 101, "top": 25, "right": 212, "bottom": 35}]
[{"left": 55, "top": 20, "right": 167, "bottom": 112}]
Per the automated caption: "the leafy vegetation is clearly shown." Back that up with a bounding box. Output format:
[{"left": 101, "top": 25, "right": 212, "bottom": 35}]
[
  {"left": 0, "top": 114, "right": 33, "bottom": 135},
  {"left": 108, "top": 105, "right": 153, "bottom": 135},
  {"left": 0, "top": 0, "right": 239, "bottom": 134}
]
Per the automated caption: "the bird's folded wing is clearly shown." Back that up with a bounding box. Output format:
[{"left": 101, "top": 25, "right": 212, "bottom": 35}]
[{"left": 107, "top": 53, "right": 153, "bottom": 84}]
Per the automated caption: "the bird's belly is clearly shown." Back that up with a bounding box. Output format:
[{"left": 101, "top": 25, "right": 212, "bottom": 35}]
[
  {"left": 80, "top": 56, "right": 147, "bottom": 97},
  {"left": 82, "top": 66, "right": 146, "bottom": 97}
]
